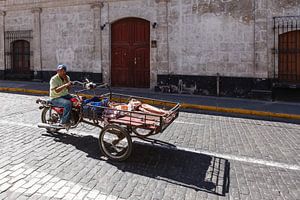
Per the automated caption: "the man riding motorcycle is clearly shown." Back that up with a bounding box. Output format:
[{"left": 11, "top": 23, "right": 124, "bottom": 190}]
[{"left": 49, "top": 64, "right": 72, "bottom": 128}]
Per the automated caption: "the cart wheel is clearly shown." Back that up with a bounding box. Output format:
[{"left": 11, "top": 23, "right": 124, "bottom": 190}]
[
  {"left": 132, "top": 127, "right": 154, "bottom": 137},
  {"left": 41, "top": 107, "right": 60, "bottom": 132},
  {"left": 99, "top": 124, "right": 132, "bottom": 161}
]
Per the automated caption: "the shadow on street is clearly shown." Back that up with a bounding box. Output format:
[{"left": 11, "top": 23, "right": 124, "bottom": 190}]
[{"left": 44, "top": 132, "right": 230, "bottom": 196}]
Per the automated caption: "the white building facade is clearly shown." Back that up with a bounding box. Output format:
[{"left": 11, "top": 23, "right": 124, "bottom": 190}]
[{"left": 0, "top": 0, "right": 299, "bottom": 98}]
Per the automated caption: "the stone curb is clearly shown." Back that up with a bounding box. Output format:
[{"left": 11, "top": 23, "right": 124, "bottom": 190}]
[{"left": 1, "top": 87, "right": 300, "bottom": 121}]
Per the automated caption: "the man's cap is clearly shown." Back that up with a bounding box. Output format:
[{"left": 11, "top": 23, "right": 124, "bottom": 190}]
[{"left": 57, "top": 64, "right": 67, "bottom": 71}]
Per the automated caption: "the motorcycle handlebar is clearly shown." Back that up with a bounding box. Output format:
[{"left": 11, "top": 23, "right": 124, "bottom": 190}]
[
  {"left": 71, "top": 81, "right": 111, "bottom": 94},
  {"left": 71, "top": 81, "right": 85, "bottom": 86}
]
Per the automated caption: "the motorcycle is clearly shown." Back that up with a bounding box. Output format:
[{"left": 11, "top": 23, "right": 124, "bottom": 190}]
[{"left": 36, "top": 79, "right": 107, "bottom": 132}]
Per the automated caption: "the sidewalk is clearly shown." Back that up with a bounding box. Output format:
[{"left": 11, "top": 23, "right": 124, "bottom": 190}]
[{"left": 1, "top": 80, "right": 300, "bottom": 121}]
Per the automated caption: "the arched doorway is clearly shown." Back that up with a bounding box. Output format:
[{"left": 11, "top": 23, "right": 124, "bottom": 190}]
[
  {"left": 111, "top": 18, "right": 150, "bottom": 88},
  {"left": 278, "top": 30, "right": 300, "bottom": 83}
]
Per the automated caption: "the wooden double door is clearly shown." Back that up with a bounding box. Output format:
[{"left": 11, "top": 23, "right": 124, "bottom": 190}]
[{"left": 111, "top": 18, "right": 150, "bottom": 88}]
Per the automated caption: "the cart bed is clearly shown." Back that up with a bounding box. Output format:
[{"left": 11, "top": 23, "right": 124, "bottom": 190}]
[{"left": 85, "top": 92, "right": 180, "bottom": 134}]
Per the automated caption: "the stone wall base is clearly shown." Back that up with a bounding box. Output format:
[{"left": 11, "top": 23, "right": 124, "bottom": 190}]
[
  {"left": 0, "top": 70, "right": 4, "bottom": 79},
  {"left": 155, "top": 74, "right": 273, "bottom": 100},
  {"left": 156, "top": 74, "right": 300, "bottom": 101}
]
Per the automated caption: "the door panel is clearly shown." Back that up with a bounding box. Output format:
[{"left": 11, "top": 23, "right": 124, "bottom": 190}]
[
  {"left": 278, "top": 31, "right": 300, "bottom": 82},
  {"left": 112, "top": 22, "right": 130, "bottom": 44},
  {"left": 133, "top": 21, "right": 149, "bottom": 44},
  {"left": 111, "top": 18, "right": 150, "bottom": 88},
  {"left": 133, "top": 47, "right": 150, "bottom": 87},
  {"left": 111, "top": 47, "right": 130, "bottom": 87},
  {"left": 12, "top": 40, "right": 30, "bottom": 74}
]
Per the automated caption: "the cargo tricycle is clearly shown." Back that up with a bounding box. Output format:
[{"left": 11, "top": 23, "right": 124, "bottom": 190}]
[{"left": 37, "top": 80, "right": 180, "bottom": 161}]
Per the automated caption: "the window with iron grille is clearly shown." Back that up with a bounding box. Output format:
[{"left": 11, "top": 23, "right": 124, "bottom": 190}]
[{"left": 273, "top": 16, "right": 300, "bottom": 83}]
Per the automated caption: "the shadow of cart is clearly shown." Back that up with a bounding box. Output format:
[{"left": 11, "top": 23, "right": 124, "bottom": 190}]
[{"left": 44, "top": 132, "right": 230, "bottom": 196}]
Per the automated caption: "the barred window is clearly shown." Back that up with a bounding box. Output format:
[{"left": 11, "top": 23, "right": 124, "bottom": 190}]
[{"left": 274, "top": 16, "right": 300, "bottom": 83}]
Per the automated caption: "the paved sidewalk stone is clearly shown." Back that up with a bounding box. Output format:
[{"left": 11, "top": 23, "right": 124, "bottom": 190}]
[{"left": 0, "top": 183, "right": 11, "bottom": 193}]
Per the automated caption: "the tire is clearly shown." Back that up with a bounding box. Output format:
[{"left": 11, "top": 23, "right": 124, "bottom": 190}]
[
  {"left": 41, "top": 107, "right": 60, "bottom": 132},
  {"left": 132, "top": 127, "right": 154, "bottom": 137},
  {"left": 99, "top": 124, "right": 132, "bottom": 161}
]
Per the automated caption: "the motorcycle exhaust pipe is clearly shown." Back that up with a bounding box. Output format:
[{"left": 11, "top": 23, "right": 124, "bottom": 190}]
[{"left": 37, "top": 123, "right": 63, "bottom": 130}]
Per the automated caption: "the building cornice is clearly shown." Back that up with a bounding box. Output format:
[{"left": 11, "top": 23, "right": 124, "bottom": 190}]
[
  {"left": 0, "top": 0, "right": 104, "bottom": 12},
  {"left": 155, "top": 0, "right": 170, "bottom": 3}
]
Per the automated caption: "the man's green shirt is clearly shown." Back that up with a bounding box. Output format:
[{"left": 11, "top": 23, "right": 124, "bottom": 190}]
[{"left": 50, "top": 74, "right": 70, "bottom": 99}]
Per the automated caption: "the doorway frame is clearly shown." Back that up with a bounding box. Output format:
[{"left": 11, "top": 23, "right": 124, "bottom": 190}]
[
  {"left": 101, "top": 14, "right": 160, "bottom": 89},
  {"left": 11, "top": 39, "right": 31, "bottom": 74},
  {"left": 110, "top": 17, "right": 151, "bottom": 88}
]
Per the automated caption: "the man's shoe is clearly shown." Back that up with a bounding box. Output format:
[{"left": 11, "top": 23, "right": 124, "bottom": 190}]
[{"left": 61, "top": 123, "right": 71, "bottom": 130}]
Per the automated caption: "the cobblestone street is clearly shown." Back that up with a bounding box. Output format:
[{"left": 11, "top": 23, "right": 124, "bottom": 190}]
[{"left": 0, "top": 92, "right": 299, "bottom": 200}]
